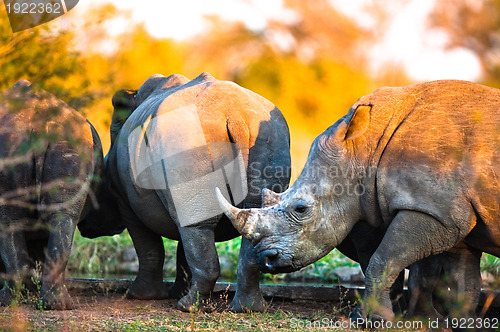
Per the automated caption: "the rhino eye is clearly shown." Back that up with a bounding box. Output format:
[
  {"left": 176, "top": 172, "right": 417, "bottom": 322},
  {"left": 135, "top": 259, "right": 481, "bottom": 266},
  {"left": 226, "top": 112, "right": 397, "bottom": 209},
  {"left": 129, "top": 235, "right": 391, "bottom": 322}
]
[{"left": 294, "top": 204, "right": 309, "bottom": 214}]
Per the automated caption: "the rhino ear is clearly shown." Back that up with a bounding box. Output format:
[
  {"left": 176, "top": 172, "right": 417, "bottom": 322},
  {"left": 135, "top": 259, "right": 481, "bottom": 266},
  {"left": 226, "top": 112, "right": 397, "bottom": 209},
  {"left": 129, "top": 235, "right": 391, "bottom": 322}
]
[
  {"left": 110, "top": 89, "right": 137, "bottom": 144},
  {"left": 112, "top": 89, "right": 137, "bottom": 116},
  {"left": 344, "top": 105, "right": 371, "bottom": 140}
]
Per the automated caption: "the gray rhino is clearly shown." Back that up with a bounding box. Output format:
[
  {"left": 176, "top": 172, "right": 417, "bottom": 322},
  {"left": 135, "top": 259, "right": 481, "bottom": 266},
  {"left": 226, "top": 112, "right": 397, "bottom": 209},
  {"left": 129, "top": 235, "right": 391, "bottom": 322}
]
[
  {"left": 78, "top": 72, "right": 291, "bottom": 312},
  {"left": 217, "top": 80, "right": 500, "bottom": 320},
  {"left": 0, "top": 81, "right": 103, "bottom": 310}
]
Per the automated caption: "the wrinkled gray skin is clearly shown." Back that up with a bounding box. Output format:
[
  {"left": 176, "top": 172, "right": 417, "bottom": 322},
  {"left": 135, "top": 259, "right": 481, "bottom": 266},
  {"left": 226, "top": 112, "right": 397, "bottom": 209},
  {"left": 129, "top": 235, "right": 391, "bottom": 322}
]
[
  {"left": 78, "top": 72, "right": 291, "bottom": 312},
  {"left": 407, "top": 244, "right": 482, "bottom": 318},
  {"left": 0, "top": 81, "right": 103, "bottom": 310},
  {"left": 336, "top": 223, "right": 409, "bottom": 316},
  {"left": 218, "top": 80, "right": 500, "bottom": 321},
  {"left": 338, "top": 223, "right": 472, "bottom": 319}
]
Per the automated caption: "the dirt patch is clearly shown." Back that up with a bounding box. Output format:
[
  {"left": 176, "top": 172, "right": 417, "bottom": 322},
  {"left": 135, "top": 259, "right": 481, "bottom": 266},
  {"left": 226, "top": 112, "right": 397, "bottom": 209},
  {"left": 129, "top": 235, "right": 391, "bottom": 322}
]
[
  {"left": 0, "top": 283, "right": 351, "bottom": 331},
  {"left": 0, "top": 279, "right": 498, "bottom": 331}
]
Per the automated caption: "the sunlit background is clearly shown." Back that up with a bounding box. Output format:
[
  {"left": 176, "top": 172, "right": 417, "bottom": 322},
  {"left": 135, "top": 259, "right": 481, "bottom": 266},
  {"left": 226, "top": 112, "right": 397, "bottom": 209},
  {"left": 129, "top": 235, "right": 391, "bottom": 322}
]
[
  {"left": 1, "top": 0, "right": 494, "bottom": 177},
  {"left": 1, "top": 0, "right": 500, "bottom": 291},
  {"left": 81, "top": 0, "right": 482, "bottom": 81}
]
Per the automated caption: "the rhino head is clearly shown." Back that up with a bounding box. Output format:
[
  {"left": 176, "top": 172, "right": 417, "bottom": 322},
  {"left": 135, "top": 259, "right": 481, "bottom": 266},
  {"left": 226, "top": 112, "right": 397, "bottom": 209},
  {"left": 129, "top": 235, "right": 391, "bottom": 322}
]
[{"left": 216, "top": 105, "right": 372, "bottom": 273}]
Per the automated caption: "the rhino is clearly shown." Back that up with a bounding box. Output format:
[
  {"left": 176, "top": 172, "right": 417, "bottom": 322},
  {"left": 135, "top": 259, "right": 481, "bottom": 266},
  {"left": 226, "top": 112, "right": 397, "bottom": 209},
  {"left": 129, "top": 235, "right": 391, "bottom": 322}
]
[
  {"left": 78, "top": 72, "right": 291, "bottom": 312},
  {"left": 0, "top": 80, "right": 103, "bottom": 309},
  {"left": 216, "top": 80, "right": 500, "bottom": 320}
]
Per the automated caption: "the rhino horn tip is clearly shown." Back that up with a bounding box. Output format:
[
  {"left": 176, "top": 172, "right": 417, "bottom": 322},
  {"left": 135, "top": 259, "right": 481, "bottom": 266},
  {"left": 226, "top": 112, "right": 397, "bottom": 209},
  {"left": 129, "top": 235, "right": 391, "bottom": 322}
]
[
  {"left": 215, "top": 187, "right": 254, "bottom": 237},
  {"left": 215, "top": 187, "right": 236, "bottom": 218}
]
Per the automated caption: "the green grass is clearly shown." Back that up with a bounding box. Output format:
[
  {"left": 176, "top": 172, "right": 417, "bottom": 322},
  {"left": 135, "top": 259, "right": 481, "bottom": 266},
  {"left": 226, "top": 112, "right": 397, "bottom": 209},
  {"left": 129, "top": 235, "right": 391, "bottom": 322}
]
[
  {"left": 481, "top": 254, "right": 500, "bottom": 276},
  {"left": 0, "top": 306, "right": 361, "bottom": 332},
  {"left": 69, "top": 230, "right": 135, "bottom": 276},
  {"left": 68, "top": 230, "right": 358, "bottom": 283},
  {"left": 69, "top": 230, "right": 500, "bottom": 286}
]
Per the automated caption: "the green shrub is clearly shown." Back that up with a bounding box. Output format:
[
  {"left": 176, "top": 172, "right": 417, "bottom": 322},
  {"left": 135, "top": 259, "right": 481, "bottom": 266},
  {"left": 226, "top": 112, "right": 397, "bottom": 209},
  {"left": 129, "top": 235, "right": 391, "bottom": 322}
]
[
  {"left": 69, "top": 231, "right": 500, "bottom": 287},
  {"left": 69, "top": 230, "right": 134, "bottom": 276}
]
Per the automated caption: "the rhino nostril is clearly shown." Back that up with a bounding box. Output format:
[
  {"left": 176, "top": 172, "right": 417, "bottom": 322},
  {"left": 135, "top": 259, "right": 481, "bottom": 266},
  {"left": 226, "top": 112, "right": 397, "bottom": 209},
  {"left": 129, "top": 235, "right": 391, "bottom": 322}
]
[
  {"left": 259, "top": 249, "right": 279, "bottom": 271},
  {"left": 261, "top": 249, "right": 278, "bottom": 258}
]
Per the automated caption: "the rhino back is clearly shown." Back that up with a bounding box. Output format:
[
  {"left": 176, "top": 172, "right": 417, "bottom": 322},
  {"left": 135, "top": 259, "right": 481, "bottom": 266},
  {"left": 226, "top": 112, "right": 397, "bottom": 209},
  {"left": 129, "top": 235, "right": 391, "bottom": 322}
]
[
  {"left": 116, "top": 73, "right": 290, "bottom": 231},
  {"left": 361, "top": 80, "right": 500, "bottom": 253}
]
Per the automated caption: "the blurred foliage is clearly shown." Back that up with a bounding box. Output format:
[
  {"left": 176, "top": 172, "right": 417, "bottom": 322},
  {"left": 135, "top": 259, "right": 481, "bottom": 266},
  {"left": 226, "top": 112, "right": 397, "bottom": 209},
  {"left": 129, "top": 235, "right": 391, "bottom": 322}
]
[
  {"left": 0, "top": 5, "right": 93, "bottom": 110},
  {"left": 481, "top": 254, "right": 500, "bottom": 276},
  {"left": 430, "top": 0, "right": 500, "bottom": 86},
  {"left": 1, "top": 0, "right": 499, "bottom": 285},
  {"left": 0, "top": 1, "right": 408, "bottom": 169},
  {"left": 69, "top": 230, "right": 134, "bottom": 276},
  {"left": 69, "top": 231, "right": 359, "bottom": 283}
]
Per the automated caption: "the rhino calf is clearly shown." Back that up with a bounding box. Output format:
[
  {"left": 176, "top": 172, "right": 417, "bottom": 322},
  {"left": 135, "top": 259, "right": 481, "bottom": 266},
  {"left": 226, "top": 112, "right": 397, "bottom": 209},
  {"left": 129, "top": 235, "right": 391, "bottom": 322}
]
[
  {"left": 0, "top": 81, "right": 103, "bottom": 309},
  {"left": 217, "top": 80, "right": 500, "bottom": 320}
]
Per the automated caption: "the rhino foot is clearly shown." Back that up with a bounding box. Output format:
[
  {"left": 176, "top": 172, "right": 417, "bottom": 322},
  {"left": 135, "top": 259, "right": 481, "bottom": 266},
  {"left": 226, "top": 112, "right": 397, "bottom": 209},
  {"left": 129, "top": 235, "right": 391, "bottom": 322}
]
[
  {"left": 229, "top": 293, "right": 267, "bottom": 313},
  {"left": 127, "top": 279, "right": 169, "bottom": 300},
  {"left": 0, "top": 286, "right": 14, "bottom": 307},
  {"left": 168, "top": 282, "right": 190, "bottom": 299},
  {"left": 39, "top": 286, "right": 74, "bottom": 310},
  {"left": 348, "top": 304, "right": 364, "bottom": 321},
  {"left": 349, "top": 304, "right": 395, "bottom": 325},
  {"left": 176, "top": 292, "right": 213, "bottom": 313}
]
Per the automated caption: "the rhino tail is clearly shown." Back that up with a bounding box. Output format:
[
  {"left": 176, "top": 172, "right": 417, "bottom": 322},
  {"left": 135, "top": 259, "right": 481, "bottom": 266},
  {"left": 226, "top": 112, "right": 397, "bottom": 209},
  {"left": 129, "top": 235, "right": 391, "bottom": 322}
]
[
  {"left": 219, "top": 113, "right": 251, "bottom": 206},
  {"left": 225, "top": 112, "right": 250, "bottom": 166}
]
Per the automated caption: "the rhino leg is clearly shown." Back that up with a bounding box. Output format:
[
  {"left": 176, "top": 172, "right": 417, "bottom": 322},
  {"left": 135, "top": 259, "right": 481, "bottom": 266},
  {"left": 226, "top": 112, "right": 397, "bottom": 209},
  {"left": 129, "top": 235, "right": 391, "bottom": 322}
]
[
  {"left": 408, "top": 255, "right": 444, "bottom": 319},
  {"left": 364, "top": 210, "right": 461, "bottom": 321},
  {"left": 126, "top": 216, "right": 169, "bottom": 300},
  {"left": 341, "top": 225, "right": 407, "bottom": 318},
  {"left": 36, "top": 144, "right": 91, "bottom": 310},
  {"left": 349, "top": 269, "right": 407, "bottom": 321},
  {"left": 440, "top": 247, "right": 481, "bottom": 318},
  {"left": 389, "top": 271, "right": 407, "bottom": 313},
  {"left": 0, "top": 215, "right": 30, "bottom": 307},
  {"left": 38, "top": 212, "right": 77, "bottom": 310},
  {"left": 168, "top": 241, "right": 192, "bottom": 299},
  {"left": 408, "top": 247, "right": 481, "bottom": 319},
  {"left": 229, "top": 236, "right": 266, "bottom": 312},
  {"left": 176, "top": 224, "right": 219, "bottom": 312}
]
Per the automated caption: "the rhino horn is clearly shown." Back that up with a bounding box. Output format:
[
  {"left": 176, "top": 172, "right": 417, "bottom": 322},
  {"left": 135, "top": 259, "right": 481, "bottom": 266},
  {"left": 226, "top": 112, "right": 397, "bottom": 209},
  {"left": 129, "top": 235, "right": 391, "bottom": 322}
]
[{"left": 215, "top": 187, "right": 257, "bottom": 239}]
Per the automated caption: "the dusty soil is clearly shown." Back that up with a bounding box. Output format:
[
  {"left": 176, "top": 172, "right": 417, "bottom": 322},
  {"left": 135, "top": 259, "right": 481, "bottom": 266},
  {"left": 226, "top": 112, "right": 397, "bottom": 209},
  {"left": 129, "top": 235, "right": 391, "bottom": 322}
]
[
  {"left": 0, "top": 283, "right": 351, "bottom": 332},
  {"left": 0, "top": 279, "right": 498, "bottom": 331}
]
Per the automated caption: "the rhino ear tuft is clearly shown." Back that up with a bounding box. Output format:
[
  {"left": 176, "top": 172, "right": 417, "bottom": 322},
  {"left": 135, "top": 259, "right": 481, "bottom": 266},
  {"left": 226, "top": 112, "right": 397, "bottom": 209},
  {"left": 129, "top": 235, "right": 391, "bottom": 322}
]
[
  {"left": 344, "top": 105, "right": 371, "bottom": 140},
  {"left": 262, "top": 188, "right": 279, "bottom": 207}
]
